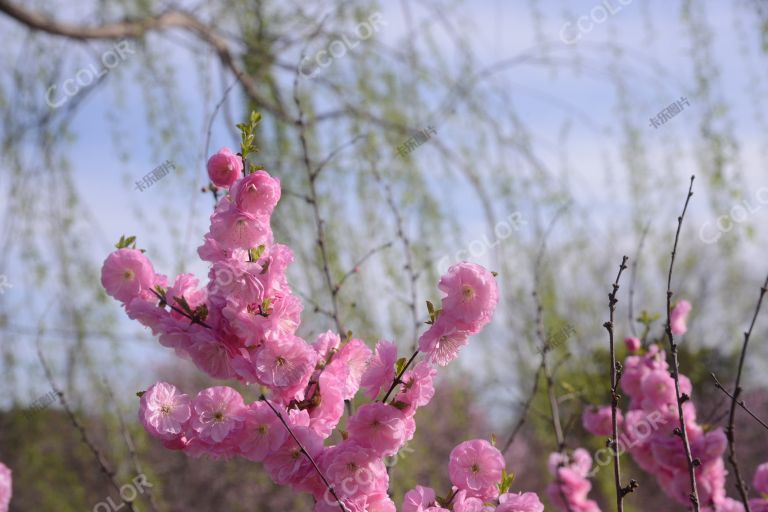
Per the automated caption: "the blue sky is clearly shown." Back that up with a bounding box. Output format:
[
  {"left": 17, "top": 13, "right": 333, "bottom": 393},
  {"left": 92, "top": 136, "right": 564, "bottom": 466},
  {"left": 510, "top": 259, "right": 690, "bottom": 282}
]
[{"left": 2, "top": 0, "right": 768, "bottom": 406}]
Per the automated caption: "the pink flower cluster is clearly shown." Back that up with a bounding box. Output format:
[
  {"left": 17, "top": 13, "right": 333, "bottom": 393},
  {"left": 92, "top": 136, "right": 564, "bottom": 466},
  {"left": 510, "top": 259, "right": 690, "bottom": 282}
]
[
  {"left": 418, "top": 262, "right": 499, "bottom": 366},
  {"left": 583, "top": 342, "right": 754, "bottom": 510},
  {"left": 748, "top": 463, "right": 768, "bottom": 512},
  {"left": 0, "top": 462, "right": 10, "bottom": 512},
  {"left": 546, "top": 449, "right": 600, "bottom": 512},
  {"left": 102, "top": 149, "right": 530, "bottom": 510},
  {"left": 403, "top": 439, "right": 544, "bottom": 512}
]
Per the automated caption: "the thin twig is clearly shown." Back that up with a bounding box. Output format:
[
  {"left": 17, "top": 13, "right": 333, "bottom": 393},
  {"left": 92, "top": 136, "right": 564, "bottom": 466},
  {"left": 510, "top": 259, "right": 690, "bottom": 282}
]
[
  {"left": 712, "top": 375, "right": 768, "bottom": 431},
  {"left": 335, "top": 241, "right": 394, "bottom": 291},
  {"left": 36, "top": 341, "right": 137, "bottom": 512},
  {"left": 722, "top": 274, "right": 768, "bottom": 512},
  {"left": 259, "top": 395, "right": 346, "bottom": 512},
  {"left": 603, "top": 256, "right": 637, "bottom": 510},
  {"left": 502, "top": 364, "right": 542, "bottom": 453},
  {"left": 380, "top": 349, "right": 420, "bottom": 403},
  {"left": 628, "top": 221, "right": 650, "bottom": 339},
  {"left": 101, "top": 376, "right": 160, "bottom": 512},
  {"left": 663, "top": 175, "right": 700, "bottom": 511},
  {"left": 529, "top": 207, "right": 574, "bottom": 512},
  {"left": 292, "top": 58, "right": 343, "bottom": 335},
  {"left": 372, "top": 166, "right": 421, "bottom": 351}
]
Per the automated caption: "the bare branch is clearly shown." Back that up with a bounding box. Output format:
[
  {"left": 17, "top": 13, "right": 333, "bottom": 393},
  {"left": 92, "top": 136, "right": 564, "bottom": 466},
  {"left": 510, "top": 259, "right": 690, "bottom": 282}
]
[
  {"left": 603, "top": 256, "right": 636, "bottom": 510},
  {"left": 663, "top": 175, "right": 700, "bottom": 511}
]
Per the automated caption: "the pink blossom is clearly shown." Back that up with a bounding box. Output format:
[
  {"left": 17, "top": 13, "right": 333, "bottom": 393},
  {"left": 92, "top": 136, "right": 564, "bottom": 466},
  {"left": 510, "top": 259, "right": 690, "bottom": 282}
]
[
  {"left": 708, "top": 498, "right": 747, "bottom": 512},
  {"left": 754, "top": 462, "right": 768, "bottom": 494},
  {"left": 497, "top": 492, "right": 545, "bottom": 512},
  {"left": 190, "top": 386, "right": 246, "bottom": 443},
  {"left": 101, "top": 248, "right": 155, "bottom": 303},
  {"left": 327, "top": 338, "right": 372, "bottom": 399},
  {"left": 360, "top": 340, "right": 397, "bottom": 400},
  {"left": 418, "top": 316, "right": 471, "bottom": 367},
  {"left": 438, "top": 262, "right": 499, "bottom": 328},
  {"left": 448, "top": 439, "right": 504, "bottom": 500},
  {"left": 254, "top": 335, "right": 317, "bottom": 389},
  {"left": 264, "top": 425, "right": 323, "bottom": 485},
  {"left": 322, "top": 443, "right": 389, "bottom": 499},
  {"left": 186, "top": 332, "right": 238, "bottom": 379},
  {"left": 750, "top": 500, "right": 768, "bottom": 512},
  {"left": 624, "top": 336, "right": 641, "bottom": 352},
  {"left": 237, "top": 401, "right": 287, "bottom": 462},
  {"left": 312, "top": 330, "right": 341, "bottom": 363},
  {"left": 670, "top": 299, "right": 692, "bottom": 335},
  {"left": 394, "top": 361, "right": 436, "bottom": 416},
  {"left": 261, "top": 294, "right": 303, "bottom": 343},
  {"left": 453, "top": 489, "right": 491, "bottom": 512},
  {"left": 582, "top": 405, "right": 622, "bottom": 437},
  {"left": 209, "top": 207, "right": 272, "bottom": 250},
  {"left": 232, "top": 170, "right": 281, "bottom": 216},
  {"left": 347, "top": 403, "right": 408, "bottom": 457},
  {"left": 308, "top": 363, "right": 345, "bottom": 438},
  {"left": 640, "top": 369, "right": 678, "bottom": 410},
  {"left": 207, "top": 147, "right": 242, "bottom": 188},
  {"left": 402, "top": 486, "right": 437, "bottom": 512},
  {"left": 0, "top": 462, "right": 11, "bottom": 512},
  {"left": 139, "top": 381, "right": 191, "bottom": 440}
]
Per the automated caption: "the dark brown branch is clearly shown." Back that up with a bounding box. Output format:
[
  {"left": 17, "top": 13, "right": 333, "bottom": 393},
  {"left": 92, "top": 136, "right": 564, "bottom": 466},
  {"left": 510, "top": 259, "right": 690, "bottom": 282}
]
[
  {"left": 722, "top": 274, "right": 768, "bottom": 511},
  {"left": 259, "top": 396, "right": 346, "bottom": 512},
  {"left": 603, "top": 256, "right": 635, "bottom": 511},
  {"left": 663, "top": 175, "right": 700, "bottom": 511},
  {"left": 710, "top": 275, "right": 768, "bottom": 511},
  {"left": 0, "top": 1, "right": 290, "bottom": 124},
  {"left": 712, "top": 374, "right": 768, "bottom": 431},
  {"left": 380, "top": 349, "right": 420, "bottom": 403}
]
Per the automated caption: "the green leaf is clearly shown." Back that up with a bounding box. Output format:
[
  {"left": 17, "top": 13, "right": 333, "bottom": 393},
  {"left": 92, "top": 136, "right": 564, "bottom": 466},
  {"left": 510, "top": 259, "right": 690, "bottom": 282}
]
[
  {"left": 249, "top": 245, "right": 266, "bottom": 261},
  {"left": 491, "top": 271, "right": 498, "bottom": 277},
  {"left": 498, "top": 468, "right": 515, "bottom": 494},
  {"left": 395, "top": 357, "right": 407, "bottom": 375},
  {"left": 490, "top": 433, "right": 497, "bottom": 446},
  {"left": 193, "top": 304, "right": 209, "bottom": 322},
  {"left": 115, "top": 234, "right": 137, "bottom": 249},
  {"left": 136, "top": 391, "right": 145, "bottom": 398},
  {"left": 173, "top": 295, "right": 192, "bottom": 314}
]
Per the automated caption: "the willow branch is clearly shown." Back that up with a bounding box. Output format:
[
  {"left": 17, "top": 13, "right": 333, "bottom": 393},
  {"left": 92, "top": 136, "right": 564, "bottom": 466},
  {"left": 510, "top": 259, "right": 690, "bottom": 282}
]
[
  {"left": 372, "top": 166, "right": 421, "bottom": 351},
  {"left": 101, "top": 377, "right": 159, "bottom": 512},
  {"left": 36, "top": 341, "right": 137, "bottom": 512},
  {"left": 0, "top": 1, "right": 291, "bottom": 124},
  {"left": 292, "top": 66, "right": 343, "bottom": 335},
  {"left": 627, "top": 221, "right": 650, "bottom": 339},
  {"left": 664, "top": 175, "right": 700, "bottom": 511}
]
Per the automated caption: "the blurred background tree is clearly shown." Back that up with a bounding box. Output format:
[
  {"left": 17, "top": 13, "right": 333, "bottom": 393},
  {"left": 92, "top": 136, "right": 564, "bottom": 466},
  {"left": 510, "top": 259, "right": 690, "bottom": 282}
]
[{"left": 0, "top": 0, "right": 767, "bottom": 510}]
